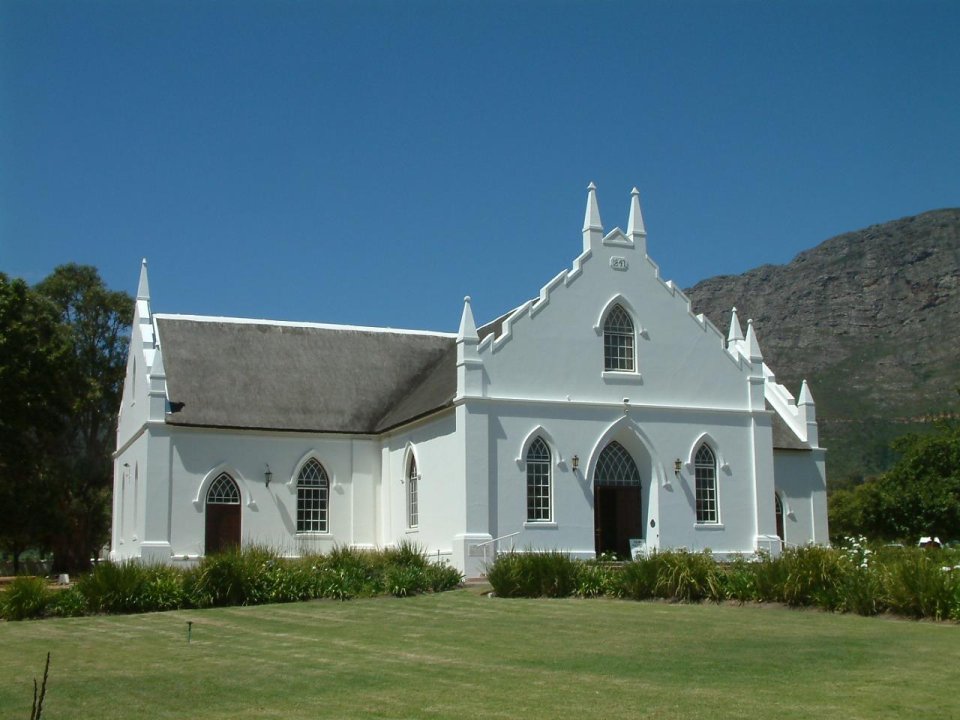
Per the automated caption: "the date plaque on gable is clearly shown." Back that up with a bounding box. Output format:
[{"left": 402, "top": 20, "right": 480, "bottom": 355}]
[{"left": 610, "top": 256, "right": 628, "bottom": 271}]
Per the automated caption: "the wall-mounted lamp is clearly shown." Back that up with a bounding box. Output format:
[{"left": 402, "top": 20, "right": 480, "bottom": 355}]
[
  {"left": 264, "top": 464, "right": 273, "bottom": 488},
  {"left": 571, "top": 454, "right": 580, "bottom": 471},
  {"left": 623, "top": 398, "right": 630, "bottom": 414},
  {"left": 674, "top": 458, "right": 683, "bottom": 478}
]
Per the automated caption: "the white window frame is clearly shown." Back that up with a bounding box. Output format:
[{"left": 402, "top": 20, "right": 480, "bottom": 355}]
[
  {"left": 296, "top": 458, "right": 329, "bottom": 534},
  {"left": 694, "top": 443, "right": 719, "bottom": 524},
  {"left": 406, "top": 454, "right": 419, "bottom": 529},
  {"left": 525, "top": 437, "right": 552, "bottom": 523}
]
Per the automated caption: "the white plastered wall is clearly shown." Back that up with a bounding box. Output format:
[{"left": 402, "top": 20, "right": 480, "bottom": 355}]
[
  {"left": 114, "top": 424, "right": 383, "bottom": 562},
  {"left": 461, "top": 218, "right": 783, "bottom": 559},
  {"left": 380, "top": 411, "right": 460, "bottom": 563},
  {"left": 773, "top": 448, "right": 829, "bottom": 547}
]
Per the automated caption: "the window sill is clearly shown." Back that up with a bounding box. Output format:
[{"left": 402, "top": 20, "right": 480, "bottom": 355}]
[
  {"left": 296, "top": 532, "right": 332, "bottom": 537},
  {"left": 602, "top": 371, "right": 643, "bottom": 384},
  {"left": 405, "top": 527, "right": 419, "bottom": 534},
  {"left": 524, "top": 521, "right": 558, "bottom": 529},
  {"left": 693, "top": 523, "right": 724, "bottom": 530}
]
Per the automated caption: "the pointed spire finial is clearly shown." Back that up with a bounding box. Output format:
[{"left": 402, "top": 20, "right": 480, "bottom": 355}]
[
  {"left": 582, "top": 182, "right": 603, "bottom": 252},
  {"left": 458, "top": 295, "right": 478, "bottom": 342},
  {"left": 798, "top": 379, "right": 818, "bottom": 445},
  {"left": 745, "top": 318, "right": 763, "bottom": 363},
  {"left": 137, "top": 258, "right": 150, "bottom": 301},
  {"left": 627, "top": 187, "right": 646, "bottom": 239},
  {"left": 727, "top": 306, "right": 744, "bottom": 345}
]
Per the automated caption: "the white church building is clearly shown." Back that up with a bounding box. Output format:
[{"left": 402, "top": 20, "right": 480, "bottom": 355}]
[{"left": 111, "top": 184, "right": 828, "bottom": 577}]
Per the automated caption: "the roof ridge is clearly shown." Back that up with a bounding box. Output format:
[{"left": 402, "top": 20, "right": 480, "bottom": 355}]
[{"left": 154, "top": 313, "right": 457, "bottom": 338}]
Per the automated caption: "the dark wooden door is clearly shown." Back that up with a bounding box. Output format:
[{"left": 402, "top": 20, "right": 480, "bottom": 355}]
[
  {"left": 594, "top": 486, "right": 642, "bottom": 559},
  {"left": 205, "top": 503, "right": 241, "bottom": 555}
]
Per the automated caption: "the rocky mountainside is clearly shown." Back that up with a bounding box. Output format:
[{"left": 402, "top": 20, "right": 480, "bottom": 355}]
[{"left": 686, "top": 208, "right": 960, "bottom": 485}]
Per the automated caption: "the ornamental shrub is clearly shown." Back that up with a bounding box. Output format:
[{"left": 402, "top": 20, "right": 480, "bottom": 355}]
[
  {"left": 576, "top": 562, "right": 623, "bottom": 598},
  {"left": 881, "top": 548, "right": 959, "bottom": 621},
  {"left": 424, "top": 562, "right": 463, "bottom": 592},
  {"left": 76, "top": 562, "right": 147, "bottom": 614},
  {"left": 720, "top": 556, "right": 757, "bottom": 603},
  {"left": 48, "top": 586, "right": 88, "bottom": 618},
  {"left": 780, "top": 545, "right": 848, "bottom": 609},
  {"left": 620, "top": 557, "right": 658, "bottom": 600},
  {"left": 487, "top": 551, "right": 577, "bottom": 598},
  {"left": 653, "top": 550, "right": 724, "bottom": 603},
  {"left": 0, "top": 576, "right": 51, "bottom": 620},
  {"left": 185, "top": 546, "right": 279, "bottom": 607}
]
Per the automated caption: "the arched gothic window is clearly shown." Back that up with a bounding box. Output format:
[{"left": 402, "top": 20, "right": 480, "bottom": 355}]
[
  {"left": 207, "top": 473, "right": 240, "bottom": 504},
  {"left": 297, "top": 459, "right": 329, "bottom": 533},
  {"left": 603, "top": 304, "right": 635, "bottom": 371},
  {"left": 526, "top": 437, "right": 551, "bottom": 522},
  {"left": 694, "top": 444, "right": 718, "bottom": 523},
  {"left": 594, "top": 441, "right": 641, "bottom": 486},
  {"left": 407, "top": 454, "right": 419, "bottom": 529}
]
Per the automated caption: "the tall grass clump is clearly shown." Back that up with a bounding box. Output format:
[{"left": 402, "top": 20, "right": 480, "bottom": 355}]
[
  {"left": 487, "top": 551, "right": 578, "bottom": 598},
  {"left": 881, "top": 548, "right": 960, "bottom": 621},
  {"left": 0, "top": 576, "right": 51, "bottom": 620},
  {"left": 653, "top": 550, "right": 724, "bottom": 602},
  {"left": 183, "top": 545, "right": 280, "bottom": 607},
  {"left": 576, "top": 561, "right": 624, "bottom": 598},
  {"left": 719, "top": 555, "right": 758, "bottom": 602},
  {"left": 779, "top": 545, "right": 848, "bottom": 609},
  {"left": 620, "top": 556, "right": 659, "bottom": 600},
  {"left": 77, "top": 561, "right": 185, "bottom": 614},
  {"left": 316, "top": 546, "right": 384, "bottom": 599}
]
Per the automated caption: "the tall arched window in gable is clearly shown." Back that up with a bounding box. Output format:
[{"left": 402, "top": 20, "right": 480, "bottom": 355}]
[
  {"left": 297, "top": 459, "right": 329, "bottom": 533},
  {"left": 526, "top": 437, "right": 551, "bottom": 522},
  {"left": 406, "top": 454, "right": 419, "bottom": 529},
  {"left": 604, "top": 304, "right": 635, "bottom": 371},
  {"left": 695, "top": 444, "right": 718, "bottom": 524}
]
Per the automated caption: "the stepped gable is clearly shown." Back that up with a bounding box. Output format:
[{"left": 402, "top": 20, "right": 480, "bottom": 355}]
[{"left": 156, "top": 315, "right": 456, "bottom": 434}]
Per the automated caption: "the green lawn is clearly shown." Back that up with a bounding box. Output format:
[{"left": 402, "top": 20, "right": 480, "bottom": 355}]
[{"left": 1, "top": 588, "right": 957, "bottom": 719}]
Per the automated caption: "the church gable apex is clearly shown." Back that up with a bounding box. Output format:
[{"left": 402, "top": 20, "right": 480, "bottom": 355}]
[{"left": 601, "top": 227, "right": 634, "bottom": 248}]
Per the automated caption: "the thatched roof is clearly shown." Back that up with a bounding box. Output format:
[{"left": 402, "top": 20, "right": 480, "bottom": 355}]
[{"left": 156, "top": 316, "right": 456, "bottom": 434}]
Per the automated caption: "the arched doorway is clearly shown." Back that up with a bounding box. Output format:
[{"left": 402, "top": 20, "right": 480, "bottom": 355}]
[
  {"left": 775, "top": 493, "right": 785, "bottom": 543},
  {"left": 205, "top": 473, "right": 241, "bottom": 555},
  {"left": 593, "top": 441, "right": 643, "bottom": 558}
]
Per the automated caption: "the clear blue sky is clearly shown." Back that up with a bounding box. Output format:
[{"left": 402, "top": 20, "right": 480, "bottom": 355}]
[{"left": 2, "top": 0, "right": 958, "bottom": 330}]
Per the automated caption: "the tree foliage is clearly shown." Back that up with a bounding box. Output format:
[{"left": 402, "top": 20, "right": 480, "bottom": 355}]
[
  {"left": 0, "top": 266, "right": 131, "bottom": 573},
  {"left": 0, "top": 275, "right": 72, "bottom": 571},
  {"left": 830, "top": 411, "right": 960, "bottom": 543}
]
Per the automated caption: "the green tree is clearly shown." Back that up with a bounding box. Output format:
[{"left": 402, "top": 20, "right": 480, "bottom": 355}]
[
  {"left": 0, "top": 274, "right": 72, "bottom": 572},
  {"left": 830, "top": 415, "right": 960, "bottom": 543},
  {"left": 34, "top": 265, "right": 132, "bottom": 573}
]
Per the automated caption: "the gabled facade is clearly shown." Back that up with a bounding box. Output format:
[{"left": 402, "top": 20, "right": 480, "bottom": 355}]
[{"left": 112, "top": 185, "right": 828, "bottom": 577}]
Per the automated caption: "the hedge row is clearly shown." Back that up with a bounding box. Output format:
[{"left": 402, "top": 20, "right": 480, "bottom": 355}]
[
  {"left": 0, "top": 543, "right": 462, "bottom": 621},
  {"left": 487, "top": 544, "right": 960, "bottom": 622}
]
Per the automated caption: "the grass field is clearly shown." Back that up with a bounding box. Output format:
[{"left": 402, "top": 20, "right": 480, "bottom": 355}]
[{"left": 1, "top": 587, "right": 957, "bottom": 719}]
